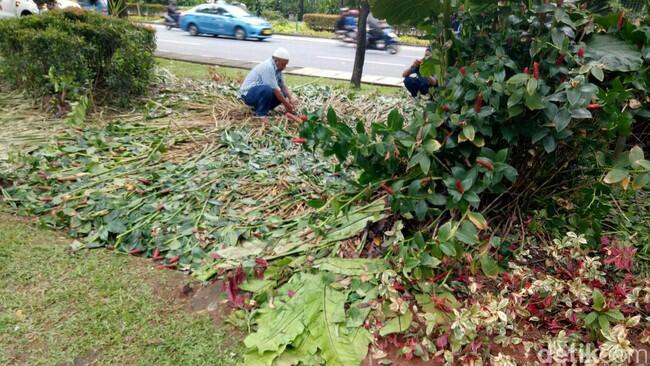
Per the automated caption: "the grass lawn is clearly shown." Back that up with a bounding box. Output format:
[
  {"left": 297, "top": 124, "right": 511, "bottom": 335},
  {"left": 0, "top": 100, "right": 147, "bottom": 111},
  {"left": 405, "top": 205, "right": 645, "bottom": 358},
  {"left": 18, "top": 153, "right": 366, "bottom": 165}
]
[
  {"left": 0, "top": 213, "right": 240, "bottom": 366},
  {"left": 156, "top": 58, "right": 403, "bottom": 96}
]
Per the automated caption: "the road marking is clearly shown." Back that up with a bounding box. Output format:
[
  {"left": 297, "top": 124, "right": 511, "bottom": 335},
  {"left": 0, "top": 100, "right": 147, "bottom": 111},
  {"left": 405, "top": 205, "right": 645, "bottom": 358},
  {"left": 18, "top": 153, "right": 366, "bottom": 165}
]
[
  {"left": 159, "top": 39, "right": 201, "bottom": 46},
  {"left": 366, "top": 60, "right": 407, "bottom": 67},
  {"left": 317, "top": 56, "right": 351, "bottom": 62},
  {"left": 316, "top": 56, "right": 405, "bottom": 67}
]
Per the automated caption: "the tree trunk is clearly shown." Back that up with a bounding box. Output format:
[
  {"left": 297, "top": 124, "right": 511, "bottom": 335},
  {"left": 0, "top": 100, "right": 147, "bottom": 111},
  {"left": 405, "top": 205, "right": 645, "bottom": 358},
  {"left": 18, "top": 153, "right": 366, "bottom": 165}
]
[
  {"left": 351, "top": 0, "right": 369, "bottom": 89},
  {"left": 298, "top": 0, "right": 304, "bottom": 21}
]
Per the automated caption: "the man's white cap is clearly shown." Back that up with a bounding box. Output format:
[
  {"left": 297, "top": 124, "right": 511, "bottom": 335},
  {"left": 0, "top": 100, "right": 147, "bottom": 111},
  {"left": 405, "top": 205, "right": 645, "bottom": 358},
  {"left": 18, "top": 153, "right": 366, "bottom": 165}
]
[{"left": 273, "top": 47, "right": 290, "bottom": 60}]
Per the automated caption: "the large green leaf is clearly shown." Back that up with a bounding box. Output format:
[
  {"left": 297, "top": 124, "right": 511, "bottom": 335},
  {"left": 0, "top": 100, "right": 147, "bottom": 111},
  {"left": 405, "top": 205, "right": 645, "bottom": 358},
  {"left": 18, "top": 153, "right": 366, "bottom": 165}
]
[
  {"left": 370, "top": 0, "right": 441, "bottom": 25},
  {"left": 313, "top": 258, "right": 388, "bottom": 276},
  {"left": 306, "top": 286, "right": 371, "bottom": 366},
  {"left": 379, "top": 311, "right": 413, "bottom": 336},
  {"left": 585, "top": 34, "right": 643, "bottom": 72}
]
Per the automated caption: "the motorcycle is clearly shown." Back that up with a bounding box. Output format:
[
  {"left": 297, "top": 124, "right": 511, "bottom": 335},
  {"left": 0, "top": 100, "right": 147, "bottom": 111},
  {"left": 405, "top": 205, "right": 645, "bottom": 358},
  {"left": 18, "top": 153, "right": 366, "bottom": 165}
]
[
  {"left": 336, "top": 26, "right": 400, "bottom": 55},
  {"left": 163, "top": 11, "right": 180, "bottom": 30}
]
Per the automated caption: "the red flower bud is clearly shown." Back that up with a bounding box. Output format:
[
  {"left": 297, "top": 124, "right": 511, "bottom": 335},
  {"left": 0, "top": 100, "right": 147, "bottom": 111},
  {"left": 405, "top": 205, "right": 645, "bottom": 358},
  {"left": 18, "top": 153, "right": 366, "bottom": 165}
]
[
  {"left": 456, "top": 179, "right": 465, "bottom": 194},
  {"left": 475, "top": 93, "right": 483, "bottom": 113},
  {"left": 533, "top": 62, "right": 540, "bottom": 80},
  {"left": 577, "top": 48, "right": 584, "bottom": 58},
  {"left": 555, "top": 54, "right": 564, "bottom": 65},
  {"left": 380, "top": 183, "right": 395, "bottom": 195},
  {"left": 587, "top": 103, "right": 601, "bottom": 110},
  {"left": 476, "top": 159, "right": 494, "bottom": 170},
  {"left": 617, "top": 11, "right": 624, "bottom": 30},
  {"left": 523, "top": 67, "right": 529, "bottom": 74},
  {"left": 292, "top": 138, "right": 306, "bottom": 144},
  {"left": 460, "top": 66, "right": 466, "bottom": 76},
  {"left": 442, "top": 105, "right": 449, "bottom": 112}
]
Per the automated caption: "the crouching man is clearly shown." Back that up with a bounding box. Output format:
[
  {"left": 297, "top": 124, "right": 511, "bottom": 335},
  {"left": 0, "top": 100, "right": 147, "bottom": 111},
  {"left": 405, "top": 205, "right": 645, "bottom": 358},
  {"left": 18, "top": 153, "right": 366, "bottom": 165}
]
[
  {"left": 403, "top": 47, "right": 437, "bottom": 98},
  {"left": 240, "top": 47, "right": 295, "bottom": 119}
]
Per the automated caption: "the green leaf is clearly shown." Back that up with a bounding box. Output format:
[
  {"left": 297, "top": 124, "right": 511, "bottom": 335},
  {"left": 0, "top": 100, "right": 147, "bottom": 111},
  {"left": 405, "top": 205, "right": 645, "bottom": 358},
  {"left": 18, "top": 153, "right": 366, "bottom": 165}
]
[
  {"left": 313, "top": 258, "right": 389, "bottom": 276},
  {"left": 584, "top": 312, "right": 598, "bottom": 326},
  {"left": 591, "top": 66, "right": 604, "bottom": 82},
  {"left": 542, "top": 135, "right": 557, "bottom": 153},
  {"left": 240, "top": 279, "right": 275, "bottom": 294},
  {"left": 525, "top": 93, "right": 545, "bottom": 110},
  {"left": 387, "top": 109, "right": 404, "bottom": 131},
  {"left": 415, "top": 200, "right": 428, "bottom": 221},
  {"left": 480, "top": 255, "right": 499, "bottom": 277},
  {"left": 585, "top": 34, "right": 643, "bottom": 72},
  {"left": 107, "top": 220, "right": 126, "bottom": 234},
  {"left": 598, "top": 314, "right": 610, "bottom": 332},
  {"left": 592, "top": 289, "right": 605, "bottom": 312},
  {"left": 605, "top": 309, "right": 625, "bottom": 322},
  {"left": 440, "top": 241, "right": 457, "bottom": 257},
  {"left": 307, "top": 199, "right": 326, "bottom": 209},
  {"left": 567, "top": 88, "right": 580, "bottom": 106},
  {"left": 629, "top": 145, "right": 645, "bottom": 168},
  {"left": 526, "top": 78, "right": 538, "bottom": 96},
  {"left": 327, "top": 107, "right": 338, "bottom": 125},
  {"left": 603, "top": 168, "right": 629, "bottom": 184},
  {"left": 423, "top": 138, "right": 442, "bottom": 154},
  {"left": 463, "top": 125, "right": 475, "bottom": 142},
  {"left": 370, "top": 0, "right": 441, "bottom": 25},
  {"left": 308, "top": 286, "right": 371, "bottom": 366},
  {"left": 467, "top": 211, "right": 488, "bottom": 231},
  {"left": 437, "top": 221, "right": 454, "bottom": 242},
  {"left": 571, "top": 108, "right": 592, "bottom": 119},
  {"left": 379, "top": 311, "right": 413, "bottom": 336},
  {"left": 244, "top": 274, "right": 318, "bottom": 353},
  {"left": 553, "top": 108, "right": 572, "bottom": 132},
  {"left": 456, "top": 220, "right": 478, "bottom": 245}
]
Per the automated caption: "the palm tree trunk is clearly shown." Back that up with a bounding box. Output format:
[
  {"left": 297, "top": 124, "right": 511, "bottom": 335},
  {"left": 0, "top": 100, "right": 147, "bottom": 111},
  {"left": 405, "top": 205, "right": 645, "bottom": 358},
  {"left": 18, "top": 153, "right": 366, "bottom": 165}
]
[{"left": 351, "top": 0, "right": 369, "bottom": 89}]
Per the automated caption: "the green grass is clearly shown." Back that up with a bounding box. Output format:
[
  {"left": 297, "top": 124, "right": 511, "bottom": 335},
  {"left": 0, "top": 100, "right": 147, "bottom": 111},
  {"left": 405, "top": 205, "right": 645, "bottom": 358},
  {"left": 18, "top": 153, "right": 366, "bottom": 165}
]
[
  {"left": 156, "top": 58, "right": 403, "bottom": 96},
  {"left": 270, "top": 20, "right": 430, "bottom": 47},
  {"left": 0, "top": 214, "right": 241, "bottom": 366}
]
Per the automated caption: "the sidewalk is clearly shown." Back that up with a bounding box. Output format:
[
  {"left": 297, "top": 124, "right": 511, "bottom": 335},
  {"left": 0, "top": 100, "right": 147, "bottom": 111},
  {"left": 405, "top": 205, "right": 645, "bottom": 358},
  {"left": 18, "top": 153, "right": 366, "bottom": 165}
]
[{"left": 155, "top": 50, "right": 404, "bottom": 87}]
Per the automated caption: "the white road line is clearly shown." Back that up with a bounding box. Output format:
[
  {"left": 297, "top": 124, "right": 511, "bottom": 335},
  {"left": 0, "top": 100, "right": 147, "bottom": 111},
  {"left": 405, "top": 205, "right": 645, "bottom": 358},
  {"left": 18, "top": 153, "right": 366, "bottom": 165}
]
[
  {"left": 366, "top": 60, "right": 407, "bottom": 67},
  {"left": 159, "top": 39, "right": 201, "bottom": 46},
  {"left": 317, "top": 56, "right": 351, "bottom": 62}
]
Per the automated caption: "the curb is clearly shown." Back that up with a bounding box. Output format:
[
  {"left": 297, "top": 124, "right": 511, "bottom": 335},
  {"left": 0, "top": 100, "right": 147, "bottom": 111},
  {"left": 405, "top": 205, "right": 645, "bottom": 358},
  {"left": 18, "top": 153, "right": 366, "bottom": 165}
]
[{"left": 154, "top": 51, "right": 404, "bottom": 87}]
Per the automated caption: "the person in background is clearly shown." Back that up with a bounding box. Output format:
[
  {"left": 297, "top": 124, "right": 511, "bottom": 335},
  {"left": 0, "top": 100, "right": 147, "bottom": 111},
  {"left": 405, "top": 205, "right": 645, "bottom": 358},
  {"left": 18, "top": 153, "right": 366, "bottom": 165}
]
[
  {"left": 402, "top": 47, "right": 437, "bottom": 98},
  {"left": 240, "top": 48, "right": 295, "bottom": 119},
  {"left": 335, "top": 7, "right": 349, "bottom": 32},
  {"left": 167, "top": 0, "right": 179, "bottom": 25}
]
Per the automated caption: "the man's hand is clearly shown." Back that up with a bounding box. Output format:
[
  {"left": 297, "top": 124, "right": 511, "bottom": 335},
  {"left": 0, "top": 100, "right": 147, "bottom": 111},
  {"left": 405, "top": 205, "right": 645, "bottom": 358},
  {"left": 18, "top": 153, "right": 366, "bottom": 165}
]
[
  {"left": 283, "top": 101, "right": 295, "bottom": 114},
  {"left": 413, "top": 59, "right": 423, "bottom": 68}
]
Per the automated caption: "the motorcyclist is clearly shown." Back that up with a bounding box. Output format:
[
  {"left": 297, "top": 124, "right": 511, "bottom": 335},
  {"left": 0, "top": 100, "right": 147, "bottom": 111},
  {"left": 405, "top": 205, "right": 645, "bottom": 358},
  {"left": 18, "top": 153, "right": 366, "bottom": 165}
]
[
  {"left": 167, "top": 0, "right": 179, "bottom": 26},
  {"left": 335, "top": 7, "right": 349, "bottom": 32},
  {"left": 366, "top": 13, "right": 385, "bottom": 46}
]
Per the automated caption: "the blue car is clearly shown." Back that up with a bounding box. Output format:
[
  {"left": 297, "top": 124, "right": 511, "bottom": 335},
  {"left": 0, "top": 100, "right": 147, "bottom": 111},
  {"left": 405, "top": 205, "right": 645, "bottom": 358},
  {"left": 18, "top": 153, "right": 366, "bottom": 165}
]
[
  {"left": 180, "top": 4, "right": 272, "bottom": 41},
  {"left": 77, "top": 0, "right": 108, "bottom": 15}
]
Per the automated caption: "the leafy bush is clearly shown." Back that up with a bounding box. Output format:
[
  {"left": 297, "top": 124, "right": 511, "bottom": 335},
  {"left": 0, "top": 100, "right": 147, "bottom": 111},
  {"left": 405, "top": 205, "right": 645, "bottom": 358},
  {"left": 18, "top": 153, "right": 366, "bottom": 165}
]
[
  {"left": 0, "top": 9, "right": 155, "bottom": 106},
  {"left": 303, "top": 13, "right": 339, "bottom": 31},
  {"left": 260, "top": 9, "right": 283, "bottom": 21},
  {"left": 126, "top": 2, "right": 166, "bottom": 16}
]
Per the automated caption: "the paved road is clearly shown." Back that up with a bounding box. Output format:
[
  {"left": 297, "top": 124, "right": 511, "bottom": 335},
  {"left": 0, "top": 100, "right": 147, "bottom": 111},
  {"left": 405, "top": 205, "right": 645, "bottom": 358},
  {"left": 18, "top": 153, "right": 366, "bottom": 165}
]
[{"left": 154, "top": 25, "right": 427, "bottom": 79}]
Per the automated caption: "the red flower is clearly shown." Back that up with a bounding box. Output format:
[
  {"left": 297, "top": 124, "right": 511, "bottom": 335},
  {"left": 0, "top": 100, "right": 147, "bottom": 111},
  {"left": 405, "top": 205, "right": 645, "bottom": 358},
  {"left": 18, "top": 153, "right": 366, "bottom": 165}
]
[
  {"left": 533, "top": 62, "right": 540, "bottom": 80},
  {"left": 577, "top": 48, "right": 585, "bottom": 58},
  {"left": 460, "top": 66, "right": 467, "bottom": 76},
  {"left": 442, "top": 105, "right": 450, "bottom": 112},
  {"left": 292, "top": 138, "right": 306, "bottom": 144},
  {"left": 617, "top": 11, "right": 624, "bottom": 30},
  {"left": 523, "top": 66, "right": 529, "bottom": 74},
  {"left": 475, "top": 93, "right": 483, "bottom": 113},
  {"left": 287, "top": 290, "right": 296, "bottom": 298},
  {"left": 456, "top": 179, "right": 465, "bottom": 193}
]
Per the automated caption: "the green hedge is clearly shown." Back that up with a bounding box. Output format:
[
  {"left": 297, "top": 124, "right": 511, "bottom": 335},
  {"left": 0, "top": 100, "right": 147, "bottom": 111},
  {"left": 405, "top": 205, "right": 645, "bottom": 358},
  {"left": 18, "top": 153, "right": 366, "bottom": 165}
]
[
  {"left": 0, "top": 9, "right": 155, "bottom": 106},
  {"left": 302, "top": 13, "right": 339, "bottom": 31},
  {"left": 126, "top": 3, "right": 167, "bottom": 16}
]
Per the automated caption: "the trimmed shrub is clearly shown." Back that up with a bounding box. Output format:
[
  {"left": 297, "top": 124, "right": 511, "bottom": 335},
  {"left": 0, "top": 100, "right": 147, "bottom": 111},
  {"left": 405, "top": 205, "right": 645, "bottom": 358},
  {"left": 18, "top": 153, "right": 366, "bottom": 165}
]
[
  {"left": 302, "top": 13, "right": 339, "bottom": 31},
  {"left": 0, "top": 9, "right": 155, "bottom": 106},
  {"left": 126, "top": 3, "right": 167, "bottom": 16}
]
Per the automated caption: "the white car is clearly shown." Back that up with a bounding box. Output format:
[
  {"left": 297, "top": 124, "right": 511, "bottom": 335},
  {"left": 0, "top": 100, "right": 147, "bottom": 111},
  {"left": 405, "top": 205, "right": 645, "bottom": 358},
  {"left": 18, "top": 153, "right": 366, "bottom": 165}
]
[{"left": 0, "top": 0, "right": 80, "bottom": 18}]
